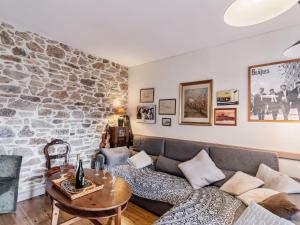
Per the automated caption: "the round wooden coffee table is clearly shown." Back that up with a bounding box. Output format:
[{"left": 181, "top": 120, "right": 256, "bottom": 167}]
[{"left": 46, "top": 169, "right": 132, "bottom": 225}]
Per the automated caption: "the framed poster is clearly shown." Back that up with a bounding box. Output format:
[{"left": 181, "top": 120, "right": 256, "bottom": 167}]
[
  {"left": 162, "top": 118, "right": 171, "bottom": 126},
  {"left": 140, "top": 88, "right": 154, "bottom": 103},
  {"left": 214, "top": 108, "right": 237, "bottom": 126},
  {"left": 159, "top": 99, "right": 176, "bottom": 115},
  {"left": 136, "top": 105, "right": 156, "bottom": 124},
  {"left": 248, "top": 58, "right": 300, "bottom": 122},
  {"left": 217, "top": 89, "right": 239, "bottom": 106},
  {"left": 179, "top": 79, "right": 213, "bottom": 126}
]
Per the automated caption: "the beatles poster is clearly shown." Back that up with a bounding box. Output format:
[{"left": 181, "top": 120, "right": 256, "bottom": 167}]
[{"left": 248, "top": 59, "right": 300, "bottom": 122}]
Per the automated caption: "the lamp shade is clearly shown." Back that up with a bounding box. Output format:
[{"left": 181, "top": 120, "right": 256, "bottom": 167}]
[
  {"left": 224, "top": 0, "right": 298, "bottom": 27},
  {"left": 284, "top": 40, "right": 300, "bottom": 58},
  {"left": 115, "top": 107, "right": 126, "bottom": 115}
]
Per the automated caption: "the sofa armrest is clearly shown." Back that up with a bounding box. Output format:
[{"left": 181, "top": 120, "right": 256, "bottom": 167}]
[{"left": 100, "top": 147, "right": 130, "bottom": 167}]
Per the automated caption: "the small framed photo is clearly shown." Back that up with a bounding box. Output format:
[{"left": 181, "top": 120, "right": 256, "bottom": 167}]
[
  {"left": 162, "top": 118, "right": 171, "bottom": 126},
  {"left": 159, "top": 99, "right": 176, "bottom": 115},
  {"left": 214, "top": 108, "right": 237, "bottom": 126},
  {"left": 216, "top": 89, "right": 239, "bottom": 106},
  {"left": 140, "top": 88, "right": 154, "bottom": 103},
  {"left": 136, "top": 105, "right": 156, "bottom": 124}
]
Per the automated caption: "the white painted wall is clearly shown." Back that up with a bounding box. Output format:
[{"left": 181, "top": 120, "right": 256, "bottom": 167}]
[{"left": 128, "top": 25, "right": 300, "bottom": 177}]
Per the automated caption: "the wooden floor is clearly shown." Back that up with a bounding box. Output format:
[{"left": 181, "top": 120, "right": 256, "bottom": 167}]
[{"left": 0, "top": 195, "right": 158, "bottom": 225}]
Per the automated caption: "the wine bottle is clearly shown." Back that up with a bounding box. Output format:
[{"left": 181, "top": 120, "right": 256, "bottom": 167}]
[{"left": 75, "top": 159, "right": 85, "bottom": 189}]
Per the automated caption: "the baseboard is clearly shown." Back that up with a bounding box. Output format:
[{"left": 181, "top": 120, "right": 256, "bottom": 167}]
[{"left": 18, "top": 186, "right": 46, "bottom": 202}]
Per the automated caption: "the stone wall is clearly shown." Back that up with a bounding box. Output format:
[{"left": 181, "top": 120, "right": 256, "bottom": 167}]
[{"left": 0, "top": 21, "right": 128, "bottom": 197}]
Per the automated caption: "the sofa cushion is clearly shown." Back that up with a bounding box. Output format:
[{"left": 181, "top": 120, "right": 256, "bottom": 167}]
[
  {"left": 260, "top": 193, "right": 300, "bottom": 219},
  {"left": 237, "top": 188, "right": 279, "bottom": 206},
  {"left": 213, "top": 169, "right": 236, "bottom": 187},
  {"left": 178, "top": 150, "right": 225, "bottom": 189},
  {"left": 257, "top": 164, "right": 300, "bottom": 194},
  {"left": 128, "top": 151, "right": 153, "bottom": 169},
  {"left": 220, "top": 171, "right": 264, "bottom": 196},
  {"left": 132, "top": 135, "right": 165, "bottom": 156},
  {"left": 209, "top": 147, "right": 279, "bottom": 175},
  {"left": 165, "top": 139, "right": 209, "bottom": 162},
  {"left": 156, "top": 155, "right": 184, "bottom": 177}
]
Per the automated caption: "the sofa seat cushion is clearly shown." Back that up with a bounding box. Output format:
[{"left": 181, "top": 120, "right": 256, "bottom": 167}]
[
  {"left": 153, "top": 186, "right": 242, "bottom": 225},
  {"left": 114, "top": 165, "right": 193, "bottom": 205}
]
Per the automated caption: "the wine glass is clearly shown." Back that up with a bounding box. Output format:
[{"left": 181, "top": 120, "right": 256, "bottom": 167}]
[
  {"left": 110, "top": 168, "right": 116, "bottom": 192},
  {"left": 95, "top": 161, "right": 100, "bottom": 176},
  {"left": 102, "top": 165, "right": 108, "bottom": 180},
  {"left": 59, "top": 159, "right": 66, "bottom": 177}
]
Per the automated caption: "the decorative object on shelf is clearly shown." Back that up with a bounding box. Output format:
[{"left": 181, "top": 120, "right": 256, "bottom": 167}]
[
  {"left": 109, "top": 126, "right": 130, "bottom": 147},
  {"left": 162, "top": 118, "right": 172, "bottom": 126},
  {"left": 159, "top": 99, "right": 176, "bottom": 115},
  {"left": 136, "top": 104, "right": 156, "bottom": 124},
  {"left": 214, "top": 108, "right": 237, "bottom": 126},
  {"left": 179, "top": 79, "right": 213, "bottom": 126},
  {"left": 284, "top": 40, "right": 300, "bottom": 58},
  {"left": 217, "top": 89, "right": 239, "bottom": 106},
  {"left": 140, "top": 88, "right": 154, "bottom": 103},
  {"left": 248, "top": 59, "right": 300, "bottom": 122},
  {"left": 115, "top": 106, "right": 126, "bottom": 127},
  {"left": 224, "top": 0, "right": 298, "bottom": 27}
]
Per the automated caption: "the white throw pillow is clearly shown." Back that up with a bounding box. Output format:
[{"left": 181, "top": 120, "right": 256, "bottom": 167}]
[
  {"left": 127, "top": 150, "right": 152, "bottom": 169},
  {"left": 256, "top": 163, "right": 300, "bottom": 194},
  {"left": 237, "top": 188, "right": 279, "bottom": 206},
  {"left": 178, "top": 150, "right": 225, "bottom": 189},
  {"left": 220, "top": 171, "right": 264, "bottom": 196}
]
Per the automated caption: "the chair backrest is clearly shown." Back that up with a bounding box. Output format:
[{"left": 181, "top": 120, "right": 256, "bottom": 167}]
[
  {"left": 0, "top": 155, "right": 22, "bottom": 178},
  {"left": 44, "top": 139, "right": 71, "bottom": 169}
]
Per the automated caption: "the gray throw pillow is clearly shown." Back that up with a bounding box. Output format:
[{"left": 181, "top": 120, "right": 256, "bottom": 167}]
[{"left": 156, "top": 155, "right": 184, "bottom": 177}]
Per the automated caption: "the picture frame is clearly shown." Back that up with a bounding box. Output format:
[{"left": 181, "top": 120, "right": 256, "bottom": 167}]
[
  {"left": 179, "top": 79, "right": 213, "bottom": 126},
  {"left": 140, "top": 88, "right": 154, "bottom": 103},
  {"left": 248, "top": 58, "right": 300, "bottom": 122},
  {"left": 159, "top": 99, "right": 176, "bottom": 115},
  {"left": 162, "top": 118, "right": 171, "bottom": 126},
  {"left": 214, "top": 108, "right": 237, "bottom": 126},
  {"left": 136, "top": 105, "right": 156, "bottom": 124},
  {"left": 216, "top": 89, "right": 239, "bottom": 106}
]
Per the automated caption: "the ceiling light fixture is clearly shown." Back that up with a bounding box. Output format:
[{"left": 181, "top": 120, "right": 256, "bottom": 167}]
[
  {"left": 224, "top": 0, "right": 299, "bottom": 27},
  {"left": 284, "top": 40, "right": 300, "bottom": 58}
]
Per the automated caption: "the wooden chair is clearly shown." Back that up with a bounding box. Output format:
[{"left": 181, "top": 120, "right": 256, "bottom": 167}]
[{"left": 44, "top": 139, "right": 74, "bottom": 177}]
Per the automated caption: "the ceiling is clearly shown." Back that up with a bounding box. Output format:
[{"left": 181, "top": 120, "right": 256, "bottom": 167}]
[{"left": 0, "top": 0, "right": 300, "bottom": 67}]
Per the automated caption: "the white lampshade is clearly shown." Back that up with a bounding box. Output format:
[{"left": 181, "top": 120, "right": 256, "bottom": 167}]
[
  {"left": 224, "top": 0, "right": 298, "bottom": 27},
  {"left": 284, "top": 40, "right": 300, "bottom": 58}
]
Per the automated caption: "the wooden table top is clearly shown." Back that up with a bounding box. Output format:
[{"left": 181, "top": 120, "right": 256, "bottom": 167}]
[{"left": 46, "top": 169, "right": 132, "bottom": 212}]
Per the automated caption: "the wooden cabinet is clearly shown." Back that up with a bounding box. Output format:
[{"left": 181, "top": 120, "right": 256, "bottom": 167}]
[{"left": 109, "top": 126, "right": 129, "bottom": 148}]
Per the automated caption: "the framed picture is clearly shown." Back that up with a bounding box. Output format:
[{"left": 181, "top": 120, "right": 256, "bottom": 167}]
[
  {"left": 140, "top": 88, "right": 154, "bottom": 103},
  {"left": 179, "top": 79, "right": 213, "bottom": 126},
  {"left": 214, "top": 108, "right": 237, "bottom": 126},
  {"left": 162, "top": 118, "right": 171, "bottom": 126},
  {"left": 248, "top": 58, "right": 300, "bottom": 122},
  {"left": 159, "top": 99, "right": 176, "bottom": 115},
  {"left": 136, "top": 105, "right": 156, "bottom": 124},
  {"left": 217, "top": 89, "right": 239, "bottom": 106}
]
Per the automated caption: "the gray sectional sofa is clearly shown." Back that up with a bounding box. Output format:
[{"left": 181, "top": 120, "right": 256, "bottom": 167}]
[
  {"left": 129, "top": 135, "right": 279, "bottom": 216},
  {"left": 97, "top": 134, "right": 300, "bottom": 224}
]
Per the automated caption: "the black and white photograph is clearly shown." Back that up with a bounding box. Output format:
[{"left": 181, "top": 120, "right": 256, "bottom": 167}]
[
  {"left": 249, "top": 59, "right": 300, "bottom": 122},
  {"left": 162, "top": 118, "right": 171, "bottom": 126},
  {"left": 136, "top": 105, "right": 156, "bottom": 124}
]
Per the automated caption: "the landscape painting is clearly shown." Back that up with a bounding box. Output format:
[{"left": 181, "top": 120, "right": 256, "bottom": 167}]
[
  {"left": 179, "top": 80, "right": 213, "bottom": 125},
  {"left": 214, "top": 108, "right": 237, "bottom": 126}
]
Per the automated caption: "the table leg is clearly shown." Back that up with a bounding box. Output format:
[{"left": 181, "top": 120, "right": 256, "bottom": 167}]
[
  {"left": 114, "top": 206, "right": 121, "bottom": 225},
  {"left": 51, "top": 200, "right": 60, "bottom": 225}
]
